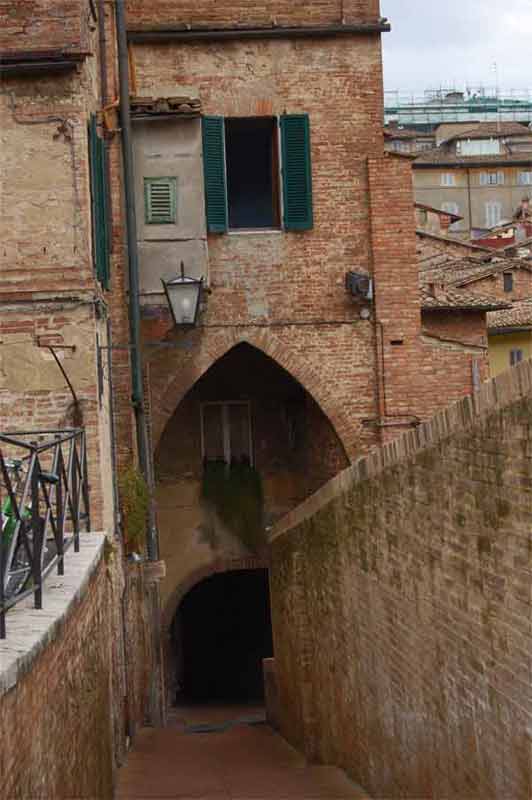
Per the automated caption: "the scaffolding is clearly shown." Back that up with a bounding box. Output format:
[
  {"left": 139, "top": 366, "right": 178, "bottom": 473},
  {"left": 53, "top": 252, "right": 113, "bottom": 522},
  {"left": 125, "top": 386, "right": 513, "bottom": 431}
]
[{"left": 385, "top": 86, "right": 532, "bottom": 129}]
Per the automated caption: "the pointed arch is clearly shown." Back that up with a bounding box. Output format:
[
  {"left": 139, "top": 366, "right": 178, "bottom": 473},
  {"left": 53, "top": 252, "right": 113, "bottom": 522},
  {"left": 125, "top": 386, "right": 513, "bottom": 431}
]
[{"left": 148, "top": 327, "right": 353, "bottom": 459}]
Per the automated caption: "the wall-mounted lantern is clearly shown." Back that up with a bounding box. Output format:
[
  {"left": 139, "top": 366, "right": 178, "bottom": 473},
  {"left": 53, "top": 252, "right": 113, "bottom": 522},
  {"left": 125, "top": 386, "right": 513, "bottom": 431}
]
[{"left": 162, "top": 261, "right": 203, "bottom": 327}]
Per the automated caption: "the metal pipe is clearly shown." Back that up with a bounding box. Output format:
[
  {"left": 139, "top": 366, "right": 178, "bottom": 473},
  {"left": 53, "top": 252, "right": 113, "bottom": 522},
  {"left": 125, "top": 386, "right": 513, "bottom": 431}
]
[
  {"left": 115, "top": 0, "right": 158, "bottom": 560},
  {"left": 128, "top": 22, "right": 391, "bottom": 43}
]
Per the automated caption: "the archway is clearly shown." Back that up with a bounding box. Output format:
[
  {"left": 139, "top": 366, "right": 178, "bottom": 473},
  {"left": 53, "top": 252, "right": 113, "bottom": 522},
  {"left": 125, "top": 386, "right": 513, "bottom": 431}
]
[
  {"left": 149, "top": 330, "right": 355, "bottom": 457},
  {"left": 154, "top": 343, "right": 350, "bottom": 705},
  {"left": 171, "top": 568, "right": 273, "bottom": 704}
]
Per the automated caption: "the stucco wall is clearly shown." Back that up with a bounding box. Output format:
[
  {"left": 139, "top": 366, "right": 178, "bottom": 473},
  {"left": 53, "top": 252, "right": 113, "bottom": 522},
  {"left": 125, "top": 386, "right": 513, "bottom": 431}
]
[
  {"left": 270, "top": 358, "right": 532, "bottom": 799},
  {"left": 489, "top": 330, "right": 532, "bottom": 377}
]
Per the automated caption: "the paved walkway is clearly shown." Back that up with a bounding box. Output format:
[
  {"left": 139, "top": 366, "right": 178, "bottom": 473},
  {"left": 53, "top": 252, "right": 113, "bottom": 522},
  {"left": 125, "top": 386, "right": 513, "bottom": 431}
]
[{"left": 116, "top": 705, "right": 368, "bottom": 799}]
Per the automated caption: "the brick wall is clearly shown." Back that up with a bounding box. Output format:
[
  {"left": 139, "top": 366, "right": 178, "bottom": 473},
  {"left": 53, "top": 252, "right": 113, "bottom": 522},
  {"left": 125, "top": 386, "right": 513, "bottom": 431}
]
[
  {"left": 134, "top": 30, "right": 385, "bottom": 462},
  {"left": 270, "top": 359, "right": 532, "bottom": 799},
  {"left": 126, "top": 0, "right": 382, "bottom": 29},
  {"left": 0, "top": 541, "right": 114, "bottom": 800},
  {"left": 370, "top": 155, "right": 491, "bottom": 439},
  {"left": 0, "top": 0, "right": 88, "bottom": 54}
]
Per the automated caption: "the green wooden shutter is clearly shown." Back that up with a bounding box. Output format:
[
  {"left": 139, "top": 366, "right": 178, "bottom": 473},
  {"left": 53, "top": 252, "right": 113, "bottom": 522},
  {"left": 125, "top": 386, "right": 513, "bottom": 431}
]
[
  {"left": 202, "top": 116, "right": 228, "bottom": 233},
  {"left": 280, "top": 114, "right": 313, "bottom": 232},
  {"left": 144, "top": 177, "right": 177, "bottom": 224},
  {"left": 88, "top": 114, "right": 110, "bottom": 289}
]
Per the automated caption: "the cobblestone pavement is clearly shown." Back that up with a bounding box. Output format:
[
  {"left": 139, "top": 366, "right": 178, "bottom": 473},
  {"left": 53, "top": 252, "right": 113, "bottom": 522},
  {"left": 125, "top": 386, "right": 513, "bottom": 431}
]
[{"left": 116, "top": 705, "right": 369, "bottom": 799}]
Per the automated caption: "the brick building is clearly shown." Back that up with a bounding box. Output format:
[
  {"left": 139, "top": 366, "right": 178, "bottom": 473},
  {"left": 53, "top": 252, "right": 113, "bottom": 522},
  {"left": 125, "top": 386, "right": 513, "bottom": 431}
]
[{"left": 0, "top": 0, "right": 507, "bottom": 721}]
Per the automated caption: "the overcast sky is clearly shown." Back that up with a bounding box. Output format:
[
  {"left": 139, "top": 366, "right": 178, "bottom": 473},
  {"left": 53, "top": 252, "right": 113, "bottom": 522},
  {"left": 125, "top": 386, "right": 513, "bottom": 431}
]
[{"left": 380, "top": 0, "right": 532, "bottom": 95}]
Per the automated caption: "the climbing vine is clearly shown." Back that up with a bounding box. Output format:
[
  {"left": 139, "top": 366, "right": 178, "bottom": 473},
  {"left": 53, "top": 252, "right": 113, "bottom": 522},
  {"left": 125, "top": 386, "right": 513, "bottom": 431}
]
[
  {"left": 118, "top": 465, "right": 150, "bottom": 553},
  {"left": 201, "top": 461, "right": 265, "bottom": 553}
]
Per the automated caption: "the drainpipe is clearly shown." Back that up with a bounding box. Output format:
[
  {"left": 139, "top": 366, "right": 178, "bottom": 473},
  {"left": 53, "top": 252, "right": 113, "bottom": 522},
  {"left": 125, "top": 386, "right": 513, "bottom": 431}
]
[
  {"left": 115, "top": 0, "right": 158, "bottom": 561},
  {"left": 467, "top": 167, "right": 473, "bottom": 235},
  {"left": 116, "top": 0, "right": 165, "bottom": 728}
]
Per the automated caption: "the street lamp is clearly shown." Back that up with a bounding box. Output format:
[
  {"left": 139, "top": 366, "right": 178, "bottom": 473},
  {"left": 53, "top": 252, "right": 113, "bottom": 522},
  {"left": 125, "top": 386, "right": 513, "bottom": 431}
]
[{"left": 161, "top": 261, "right": 203, "bottom": 327}]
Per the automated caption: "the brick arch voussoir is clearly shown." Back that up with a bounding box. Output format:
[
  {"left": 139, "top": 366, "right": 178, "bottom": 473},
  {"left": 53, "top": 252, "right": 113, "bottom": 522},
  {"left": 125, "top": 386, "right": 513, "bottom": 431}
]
[
  {"left": 162, "top": 555, "right": 269, "bottom": 633},
  {"left": 152, "top": 328, "right": 352, "bottom": 462}
]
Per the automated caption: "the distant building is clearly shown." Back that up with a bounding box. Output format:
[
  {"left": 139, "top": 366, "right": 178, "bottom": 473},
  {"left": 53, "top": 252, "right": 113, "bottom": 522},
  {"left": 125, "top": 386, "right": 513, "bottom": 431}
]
[
  {"left": 384, "top": 124, "right": 435, "bottom": 155},
  {"left": 412, "top": 122, "right": 532, "bottom": 237},
  {"left": 488, "top": 298, "right": 532, "bottom": 375},
  {"left": 385, "top": 87, "right": 532, "bottom": 129}
]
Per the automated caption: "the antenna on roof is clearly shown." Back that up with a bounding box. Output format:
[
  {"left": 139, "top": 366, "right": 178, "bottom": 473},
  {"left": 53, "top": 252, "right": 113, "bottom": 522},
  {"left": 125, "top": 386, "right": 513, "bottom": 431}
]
[{"left": 492, "top": 61, "right": 501, "bottom": 133}]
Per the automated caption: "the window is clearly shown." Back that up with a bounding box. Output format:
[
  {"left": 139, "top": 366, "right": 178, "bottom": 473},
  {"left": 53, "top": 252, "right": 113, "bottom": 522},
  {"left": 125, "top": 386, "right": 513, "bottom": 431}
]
[
  {"left": 510, "top": 349, "right": 523, "bottom": 366},
  {"left": 88, "top": 114, "right": 110, "bottom": 289},
  {"left": 201, "top": 402, "right": 253, "bottom": 466},
  {"left": 485, "top": 200, "right": 503, "bottom": 228},
  {"left": 518, "top": 171, "right": 532, "bottom": 186},
  {"left": 456, "top": 138, "right": 501, "bottom": 156},
  {"left": 480, "top": 171, "right": 504, "bottom": 186},
  {"left": 441, "top": 172, "right": 456, "bottom": 186},
  {"left": 202, "top": 114, "right": 313, "bottom": 233},
  {"left": 442, "top": 201, "right": 460, "bottom": 215},
  {"left": 503, "top": 272, "right": 514, "bottom": 293},
  {"left": 225, "top": 118, "right": 279, "bottom": 229},
  {"left": 144, "top": 177, "right": 177, "bottom": 224}
]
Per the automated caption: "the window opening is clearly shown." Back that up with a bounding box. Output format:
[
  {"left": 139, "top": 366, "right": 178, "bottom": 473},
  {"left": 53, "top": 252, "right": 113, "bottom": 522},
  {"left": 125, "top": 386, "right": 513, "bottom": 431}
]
[
  {"left": 485, "top": 201, "right": 502, "bottom": 228},
  {"left": 201, "top": 401, "right": 253, "bottom": 466},
  {"left": 480, "top": 171, "right": 504, "bottom": 186},
  {"left": 518, "top": 171, "right": 532, "bottom": 186},
  {"left": 510, "top": 349, "right": 523, "bottom": 366},
  {"left": 225, "top": 118, "right": 280, "bottom": 230},
  {"left": 503, "top": 272, "right": 514, "bottom": 293},
  {"left": 457, "top": 138, "right": 501, "bottom": 156},
  {"left": 441, "top": 172, "right": 455, "bottom": 187}
]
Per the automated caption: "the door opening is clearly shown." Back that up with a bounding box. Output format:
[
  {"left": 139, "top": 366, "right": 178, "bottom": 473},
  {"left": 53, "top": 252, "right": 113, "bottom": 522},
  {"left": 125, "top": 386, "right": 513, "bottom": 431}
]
[{"left": 172, "top": 568, "right": 273, "bottom": 704}]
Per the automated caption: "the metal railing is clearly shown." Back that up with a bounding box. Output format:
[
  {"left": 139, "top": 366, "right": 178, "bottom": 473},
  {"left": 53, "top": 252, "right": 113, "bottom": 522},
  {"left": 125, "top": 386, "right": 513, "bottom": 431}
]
[{"left": 0, "top": 429, "right": 90, "bottom": 638}]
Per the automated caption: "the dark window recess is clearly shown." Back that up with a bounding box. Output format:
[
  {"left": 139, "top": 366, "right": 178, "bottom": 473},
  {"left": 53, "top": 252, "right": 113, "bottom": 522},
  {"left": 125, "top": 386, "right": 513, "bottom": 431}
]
[
  {"left": 225, "top": 117, "right": 279, "bottom": 230},
  {"left": 510, "top": 349, "right": 523, "bottom": 366},
  {"left": 503, "top": 272, "right": 514, "bottom": 293},
  {"left": 202, "top": 402, "right": 252, "bottom": 465}
]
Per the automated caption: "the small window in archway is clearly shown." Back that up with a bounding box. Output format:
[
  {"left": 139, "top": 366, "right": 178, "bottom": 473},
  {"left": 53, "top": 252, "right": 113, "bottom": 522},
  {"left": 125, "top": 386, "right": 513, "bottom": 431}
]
[{"left": 201, "top": 401, "right": 252, "bottom": 465}]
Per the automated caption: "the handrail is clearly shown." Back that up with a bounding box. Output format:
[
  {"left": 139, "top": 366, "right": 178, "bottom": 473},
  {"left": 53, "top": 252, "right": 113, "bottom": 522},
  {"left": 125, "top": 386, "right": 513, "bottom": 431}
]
[{"left": 0, "top": 429, "right": 90, "bottom": 638}]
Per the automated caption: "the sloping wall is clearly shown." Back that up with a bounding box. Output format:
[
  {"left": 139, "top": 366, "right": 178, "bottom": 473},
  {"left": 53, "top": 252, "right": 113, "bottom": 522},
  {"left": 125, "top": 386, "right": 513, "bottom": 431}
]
[{"left": 270, "top": 359, "right": 532, "bottom": 799}]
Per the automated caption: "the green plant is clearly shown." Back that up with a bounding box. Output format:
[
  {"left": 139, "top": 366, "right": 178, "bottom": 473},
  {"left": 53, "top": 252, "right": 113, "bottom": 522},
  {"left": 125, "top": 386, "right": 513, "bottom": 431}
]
[
  {"left": 119, "top": 465, "right": 150, "bottom": 553},
  {"left": 201, "top": 461, "right": 265, "bottom": 553}
]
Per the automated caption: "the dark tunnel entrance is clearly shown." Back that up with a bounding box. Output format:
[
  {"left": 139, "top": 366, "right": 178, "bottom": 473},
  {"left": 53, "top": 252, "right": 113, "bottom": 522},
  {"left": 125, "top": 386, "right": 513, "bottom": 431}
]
[{"left": 173, "top": 569, "right": 273, "bottom": 704}]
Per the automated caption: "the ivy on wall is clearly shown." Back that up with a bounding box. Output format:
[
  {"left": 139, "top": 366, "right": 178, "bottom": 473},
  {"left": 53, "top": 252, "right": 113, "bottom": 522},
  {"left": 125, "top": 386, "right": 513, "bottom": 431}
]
[
  {"left": 118, "top": 465, "right": 150, "bottom": 553},
  {"left": 201, "top": 461, "right": 265, "bottom": 553}
]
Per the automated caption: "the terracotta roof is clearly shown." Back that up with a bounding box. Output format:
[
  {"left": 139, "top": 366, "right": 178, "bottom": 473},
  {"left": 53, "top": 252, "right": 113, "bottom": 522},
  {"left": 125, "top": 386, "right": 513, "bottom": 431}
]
[
  {"left": 419, "top": 255, "right": 532, "bottom": 286},
  {"left": 415, "top": 229, "right": 492, "bottom": 253},
  {"left": 421, "top": 285, "right": 509, "bottom": 312},
  {"left": 384, "top": 126, "right": 428, "bottom": 140},
  {"left": 441, "top": 122, "right": 532, "bottom": 143},
  {"left": 488, "top": 298, "right": 532, "bottom": 331},
  {"left": 414, "top": 148, "right": 532, "bottom": 167},
  {"left": 415, "top": 202, "right": 462, "bottom": 221}
]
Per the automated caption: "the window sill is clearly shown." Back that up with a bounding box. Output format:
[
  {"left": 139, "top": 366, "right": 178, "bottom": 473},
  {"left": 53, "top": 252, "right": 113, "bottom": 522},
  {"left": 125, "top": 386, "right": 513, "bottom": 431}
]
[{"left": 227, "top": 228, "right": 283, "bottom": 236}]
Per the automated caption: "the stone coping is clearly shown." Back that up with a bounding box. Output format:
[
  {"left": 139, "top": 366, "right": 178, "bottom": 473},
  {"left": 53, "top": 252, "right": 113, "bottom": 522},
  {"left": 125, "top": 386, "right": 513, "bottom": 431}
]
[
  {"left": 270, "top": 359, "right": 532, "bottom": 542},
  {"left": 0, "top": 533, "right": 105, "bottom": 698}
]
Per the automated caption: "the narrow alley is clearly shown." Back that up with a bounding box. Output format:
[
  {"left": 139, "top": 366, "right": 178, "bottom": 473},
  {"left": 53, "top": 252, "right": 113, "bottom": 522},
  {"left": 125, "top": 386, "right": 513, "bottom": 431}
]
[{"left": 116, "top": 706, "right": 368, "bottom": 799}]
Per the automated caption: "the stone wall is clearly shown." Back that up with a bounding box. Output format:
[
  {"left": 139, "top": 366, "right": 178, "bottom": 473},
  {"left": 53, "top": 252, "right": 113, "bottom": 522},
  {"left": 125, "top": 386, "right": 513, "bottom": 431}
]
[{"left": 270, "top": 359, "right": 532, "bottom": 799}]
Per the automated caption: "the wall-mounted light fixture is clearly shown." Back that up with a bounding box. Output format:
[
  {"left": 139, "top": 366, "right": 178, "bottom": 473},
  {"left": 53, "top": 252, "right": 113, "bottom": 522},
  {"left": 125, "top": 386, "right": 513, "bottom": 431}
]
[
  {"left": 162, "top": 261, "right": 203, "bottom": 327},
  {"left": 346, "top": 271, "right": 373, "bottom": 301}
]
